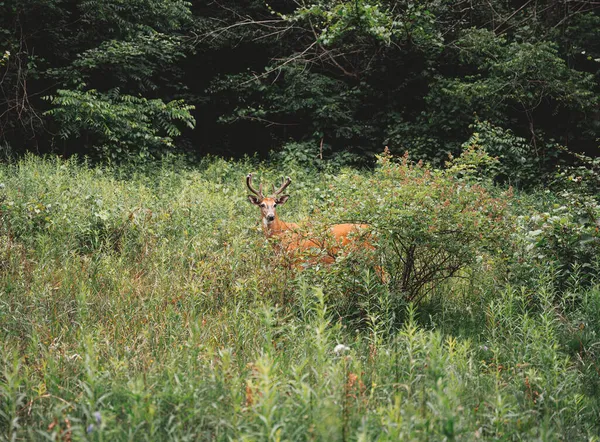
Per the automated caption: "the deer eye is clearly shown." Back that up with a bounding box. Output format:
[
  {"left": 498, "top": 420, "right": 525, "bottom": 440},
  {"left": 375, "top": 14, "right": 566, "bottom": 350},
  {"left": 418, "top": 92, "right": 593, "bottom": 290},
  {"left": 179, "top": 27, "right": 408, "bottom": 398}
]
[{"left": 260, "top": 203, "right": 266, "bottom": 208}]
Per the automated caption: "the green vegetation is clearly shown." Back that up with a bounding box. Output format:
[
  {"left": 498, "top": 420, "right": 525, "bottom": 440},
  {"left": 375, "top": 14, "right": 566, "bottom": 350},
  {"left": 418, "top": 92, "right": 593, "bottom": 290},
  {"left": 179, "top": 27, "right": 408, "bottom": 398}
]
[
  {"left": 1, "top": 1, "right": 599, "bottom": 166},
  {"left": 1, "top": 153, "right": 599, "bottom": 440},
  {"left": 1, "top": 1, "right": 599, "bottom": 440}
]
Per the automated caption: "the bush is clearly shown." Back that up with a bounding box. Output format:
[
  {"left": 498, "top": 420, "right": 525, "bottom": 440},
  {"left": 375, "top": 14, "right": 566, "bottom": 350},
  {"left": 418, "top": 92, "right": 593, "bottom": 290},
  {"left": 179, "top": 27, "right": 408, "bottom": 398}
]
[
  {"left": 515, "top": 190, "right": 600, "bottom": 290},
  {"left": 44, "top": 89, "right": 195, "bottom": 161},
  {"left": 322, "top": 149, "right": 512, "bottom": 305},
  {"left": 461, "top": 120, "right": 548, "bottom": 187},
  {"left": 270, "top": 140, "right": 361, "bottom": 173}
]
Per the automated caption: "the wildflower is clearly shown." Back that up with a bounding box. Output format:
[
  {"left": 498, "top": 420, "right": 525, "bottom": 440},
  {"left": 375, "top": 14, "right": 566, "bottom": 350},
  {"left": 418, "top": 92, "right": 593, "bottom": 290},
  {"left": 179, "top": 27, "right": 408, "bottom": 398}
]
[
  {"left": 334, "top": 344, "right": 350, "bottom": 355},
  {"left": 93, "top": 411, "right": 102, "bottom": 425},
  {"left": 87, "top": 424, "right": 94, "bottom": 433}
]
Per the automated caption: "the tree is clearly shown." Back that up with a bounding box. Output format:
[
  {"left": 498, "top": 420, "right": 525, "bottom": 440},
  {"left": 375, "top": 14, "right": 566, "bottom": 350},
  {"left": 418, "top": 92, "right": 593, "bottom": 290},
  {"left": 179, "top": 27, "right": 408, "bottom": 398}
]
[
  {"left": 0, "top": 0, "right": 196, "bottom": 159},
  {"left": 203, "top": 0, "right": 599, "bottom": 175}
]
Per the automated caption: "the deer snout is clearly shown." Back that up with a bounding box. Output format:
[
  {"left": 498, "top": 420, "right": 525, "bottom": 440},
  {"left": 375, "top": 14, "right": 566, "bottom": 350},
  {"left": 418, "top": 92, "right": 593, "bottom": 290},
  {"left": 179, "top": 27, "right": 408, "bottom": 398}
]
[{"left": 266, "top": 214, "right": 275, "bottom": 222}]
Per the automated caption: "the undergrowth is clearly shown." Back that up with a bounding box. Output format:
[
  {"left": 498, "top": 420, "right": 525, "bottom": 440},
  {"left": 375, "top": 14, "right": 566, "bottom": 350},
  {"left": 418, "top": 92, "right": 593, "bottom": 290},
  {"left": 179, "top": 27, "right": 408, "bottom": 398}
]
[{"left": 0, "top": 155, "right": 598, "bottom": 440}]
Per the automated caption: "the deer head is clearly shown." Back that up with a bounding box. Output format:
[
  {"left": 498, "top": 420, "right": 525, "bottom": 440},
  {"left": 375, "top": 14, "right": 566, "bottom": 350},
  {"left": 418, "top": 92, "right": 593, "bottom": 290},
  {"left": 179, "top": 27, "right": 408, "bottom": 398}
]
[{"left": 246, "top": 173, "right": 291, "bottom": 230}]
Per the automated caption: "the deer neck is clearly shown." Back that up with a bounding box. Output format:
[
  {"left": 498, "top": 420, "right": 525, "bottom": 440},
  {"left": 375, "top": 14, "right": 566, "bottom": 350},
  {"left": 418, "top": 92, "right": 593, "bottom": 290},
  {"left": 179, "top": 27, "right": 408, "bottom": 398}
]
[{"left": 264, "top": 214, "right": 289, "bottom": 238}]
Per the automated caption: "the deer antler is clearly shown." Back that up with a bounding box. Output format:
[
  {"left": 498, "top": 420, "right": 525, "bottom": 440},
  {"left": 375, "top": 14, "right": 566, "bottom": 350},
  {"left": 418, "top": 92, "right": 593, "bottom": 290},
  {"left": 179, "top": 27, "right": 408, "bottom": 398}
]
[
  {"left": 246, "top": 173, "right": 264, "bottom": 199},
  {"left": 272, "top": 176, "right": 291, "bottom": 196}
]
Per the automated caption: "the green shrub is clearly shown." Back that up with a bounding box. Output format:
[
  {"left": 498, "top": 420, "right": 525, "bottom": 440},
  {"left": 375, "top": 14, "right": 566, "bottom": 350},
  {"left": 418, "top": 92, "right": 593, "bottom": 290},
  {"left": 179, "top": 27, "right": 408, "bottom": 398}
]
[
  {"left": 460, "top": 120, "right": 547, "bottom": 187},
  {"left": 329, "top": 149, "right": 512, "bottom": 305},
  {"left": 515, "top": 190, "right": 600, "bottom": 290},
  {"left": 44, "top": 89, "right": 195, "bottom": 161}
]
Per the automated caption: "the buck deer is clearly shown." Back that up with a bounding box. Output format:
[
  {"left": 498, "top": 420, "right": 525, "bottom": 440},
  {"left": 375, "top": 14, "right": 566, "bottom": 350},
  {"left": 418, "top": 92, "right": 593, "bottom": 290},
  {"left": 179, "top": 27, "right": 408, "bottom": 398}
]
[{"left": 246, "top": 173, "right": 374, "bottom": 266}]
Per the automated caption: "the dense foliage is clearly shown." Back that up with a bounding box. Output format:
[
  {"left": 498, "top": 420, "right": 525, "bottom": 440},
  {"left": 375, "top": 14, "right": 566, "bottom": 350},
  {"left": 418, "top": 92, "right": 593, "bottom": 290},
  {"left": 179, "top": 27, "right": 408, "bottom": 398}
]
[
  {"left": 1, "top": 0, "right": 195, "bottom": 159},
  {"left": 1, "top": 155, "right": 599, "bottom": 439},
  {"left": 1, "top": 1, "right": 599, "bottom": 174},
  {"left": 1, "top": 1, "right": 600, "bottom": 439}
]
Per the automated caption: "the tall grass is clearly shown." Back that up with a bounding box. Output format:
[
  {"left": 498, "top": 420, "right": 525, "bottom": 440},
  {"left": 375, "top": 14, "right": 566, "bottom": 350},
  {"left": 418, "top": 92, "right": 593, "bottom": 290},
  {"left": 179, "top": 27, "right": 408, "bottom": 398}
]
[{"left": 0, "top": 155, "right": 598, "bottom": 440}]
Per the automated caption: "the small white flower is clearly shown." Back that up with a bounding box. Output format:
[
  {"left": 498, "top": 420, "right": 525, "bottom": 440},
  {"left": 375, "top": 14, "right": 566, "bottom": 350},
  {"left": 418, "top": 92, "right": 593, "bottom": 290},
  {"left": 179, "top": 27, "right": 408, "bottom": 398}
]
[{"left": 334, "top": 344, "right": 350, "bottom": 355}]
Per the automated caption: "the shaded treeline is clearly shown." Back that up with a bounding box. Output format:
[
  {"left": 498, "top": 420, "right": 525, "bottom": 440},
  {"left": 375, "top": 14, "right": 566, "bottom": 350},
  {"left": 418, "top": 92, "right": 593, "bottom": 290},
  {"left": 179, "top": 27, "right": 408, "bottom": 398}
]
[{"left": 0, "top": 0, "right": 598, "bottom": 171}]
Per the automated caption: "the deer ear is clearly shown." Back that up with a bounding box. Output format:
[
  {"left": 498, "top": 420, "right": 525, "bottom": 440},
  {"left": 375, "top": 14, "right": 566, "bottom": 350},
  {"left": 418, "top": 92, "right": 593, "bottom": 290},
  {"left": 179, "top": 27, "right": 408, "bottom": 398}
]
[
  {"left": 248, "top": 195, "right": 261, "bottom": 205},
  {"left": 276, "top": 195, "right": 290, "bottom": 205}
]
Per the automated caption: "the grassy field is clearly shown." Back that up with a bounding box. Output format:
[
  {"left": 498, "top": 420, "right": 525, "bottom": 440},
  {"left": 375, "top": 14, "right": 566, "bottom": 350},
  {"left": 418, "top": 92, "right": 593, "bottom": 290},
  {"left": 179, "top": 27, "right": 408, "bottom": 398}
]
[{"left": 0, "top": 155, "right": 599, "bottom": 441}]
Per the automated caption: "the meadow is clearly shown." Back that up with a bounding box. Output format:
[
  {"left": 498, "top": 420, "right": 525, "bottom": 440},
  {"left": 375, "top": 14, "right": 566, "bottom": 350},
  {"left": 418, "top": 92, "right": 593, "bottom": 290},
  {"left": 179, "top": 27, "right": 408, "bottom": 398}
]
[{"left": 1, "top": 154, "right": 599, "bottom": 441}]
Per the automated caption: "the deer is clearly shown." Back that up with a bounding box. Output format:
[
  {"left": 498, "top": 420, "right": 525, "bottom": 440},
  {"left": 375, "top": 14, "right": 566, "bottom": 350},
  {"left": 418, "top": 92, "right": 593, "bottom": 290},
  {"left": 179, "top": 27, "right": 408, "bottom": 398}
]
[{"left": 246, "top": 173, "right": 375, "bottom": 267}]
